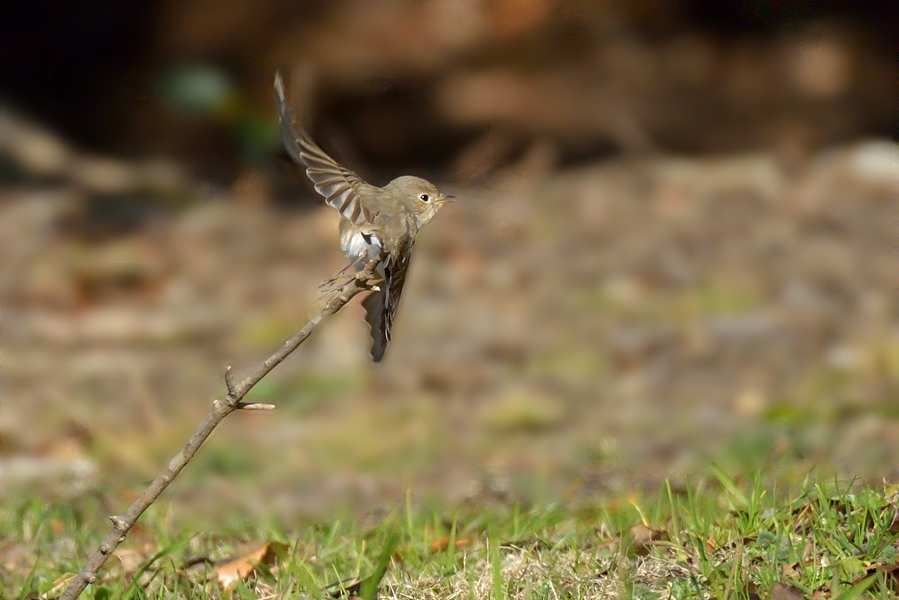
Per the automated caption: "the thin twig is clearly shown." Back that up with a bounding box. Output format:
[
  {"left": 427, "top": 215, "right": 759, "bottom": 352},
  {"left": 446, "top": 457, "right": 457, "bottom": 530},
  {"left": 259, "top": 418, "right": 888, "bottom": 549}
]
[{"left": 60, "top": 254, "right": 385, "bottom": 600}]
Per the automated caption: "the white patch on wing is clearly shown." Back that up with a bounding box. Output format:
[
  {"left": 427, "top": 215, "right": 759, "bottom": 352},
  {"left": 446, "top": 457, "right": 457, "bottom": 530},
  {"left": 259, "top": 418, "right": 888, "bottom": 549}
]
[{"left": 341, "top": 230, "right": 382, "bottom": 262}]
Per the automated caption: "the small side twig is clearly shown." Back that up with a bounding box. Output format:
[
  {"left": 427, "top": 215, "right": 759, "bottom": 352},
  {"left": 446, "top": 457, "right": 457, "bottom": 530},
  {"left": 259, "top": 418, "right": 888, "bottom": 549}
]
[
  {"left": 234, "top": 401, "right": 277, "bottom": 410},
  {"left": 60, "top": 254, "right": 385, "bottom": 600}
]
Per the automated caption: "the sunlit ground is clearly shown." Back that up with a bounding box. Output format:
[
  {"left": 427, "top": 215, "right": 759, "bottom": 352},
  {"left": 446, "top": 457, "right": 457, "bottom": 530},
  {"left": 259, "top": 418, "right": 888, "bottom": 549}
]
[{"left": 2, "top": 138, "right": 897, "bottom": 597}]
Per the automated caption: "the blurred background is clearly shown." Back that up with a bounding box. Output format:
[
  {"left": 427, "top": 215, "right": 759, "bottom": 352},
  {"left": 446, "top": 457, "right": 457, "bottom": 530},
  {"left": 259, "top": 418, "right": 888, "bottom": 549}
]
[{"left": 1, "top": 0, "right": 897, "bottom": 529}]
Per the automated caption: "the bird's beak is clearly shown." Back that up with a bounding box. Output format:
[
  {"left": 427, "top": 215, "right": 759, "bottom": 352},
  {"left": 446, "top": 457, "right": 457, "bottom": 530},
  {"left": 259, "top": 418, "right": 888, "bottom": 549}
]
[{"left": 439, "top": 194, "right": 456, "bottom": 203}]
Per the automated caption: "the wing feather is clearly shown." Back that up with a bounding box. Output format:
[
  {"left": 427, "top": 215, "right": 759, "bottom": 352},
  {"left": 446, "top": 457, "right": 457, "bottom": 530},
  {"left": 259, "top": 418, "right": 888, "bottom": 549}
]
[{"left": 274, "top": 72, "right": 374, "bottom": 226}]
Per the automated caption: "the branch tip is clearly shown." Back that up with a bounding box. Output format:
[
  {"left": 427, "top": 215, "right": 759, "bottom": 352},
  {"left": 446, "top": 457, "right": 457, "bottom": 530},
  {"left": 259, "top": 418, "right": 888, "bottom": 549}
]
[{"left": 236, "top": 402, "right": 277, "bottom": 411}]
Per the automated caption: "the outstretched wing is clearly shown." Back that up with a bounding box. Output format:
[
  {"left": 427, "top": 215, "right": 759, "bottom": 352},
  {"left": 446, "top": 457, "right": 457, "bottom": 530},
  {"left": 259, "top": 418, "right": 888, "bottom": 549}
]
[
  {"left": 362, "top": 240, "right": 413, "bottom": 363},
  {"left": 274, "top": 72, "right": 375, "bottom": 226}
]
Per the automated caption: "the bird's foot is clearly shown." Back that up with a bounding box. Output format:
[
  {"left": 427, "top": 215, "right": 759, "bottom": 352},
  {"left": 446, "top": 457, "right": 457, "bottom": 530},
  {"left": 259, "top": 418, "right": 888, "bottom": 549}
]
[{"left": 316, "top": 277, "right": 351, "bottom": 302}]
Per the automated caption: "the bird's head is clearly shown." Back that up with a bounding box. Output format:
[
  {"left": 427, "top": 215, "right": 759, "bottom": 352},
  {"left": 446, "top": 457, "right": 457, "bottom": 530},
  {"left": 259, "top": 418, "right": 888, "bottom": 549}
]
[{"left": 386, "top": 176, "right": 454, "bottom": 226}]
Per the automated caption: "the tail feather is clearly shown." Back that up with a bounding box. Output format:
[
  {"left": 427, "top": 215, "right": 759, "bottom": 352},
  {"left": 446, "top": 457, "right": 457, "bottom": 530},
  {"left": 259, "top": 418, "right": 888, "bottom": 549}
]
[
  {"left": 362, "top": 285, "right": 389, "bottom": 362},
  {"left": 361, "top": 246, "right": 411, "bottom": 363}
]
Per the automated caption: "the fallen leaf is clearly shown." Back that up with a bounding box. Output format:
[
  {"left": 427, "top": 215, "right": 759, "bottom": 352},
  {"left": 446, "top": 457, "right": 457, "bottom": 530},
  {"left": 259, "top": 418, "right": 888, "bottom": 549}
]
[
  {"left": 214, "top": 541, "right": 287, "bottom": 589},
  {"left": 770, "top": 582, "right": 810, "bottom": 600},
  {"left": 856, "top": 561, "right": 899, "bottom": 593},
  {"left": 629, "top": 524, "right": 668, "bottom": 556},
  {"left": 429, "top": 537, "right": 471, "bottom": 553},
  {"left": 781, "top": 562, "right": 801, "bottom": 580}
]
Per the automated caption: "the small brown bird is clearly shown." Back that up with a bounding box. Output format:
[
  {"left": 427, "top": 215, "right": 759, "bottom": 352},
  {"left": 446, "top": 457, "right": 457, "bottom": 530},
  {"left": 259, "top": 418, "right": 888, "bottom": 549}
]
[{"left": 274, "top": 72, "right": 454, "bottom": 362}]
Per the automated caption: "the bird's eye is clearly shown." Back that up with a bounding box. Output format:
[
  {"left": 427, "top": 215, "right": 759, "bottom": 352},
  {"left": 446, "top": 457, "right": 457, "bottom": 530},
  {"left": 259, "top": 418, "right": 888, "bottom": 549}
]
[{"left": 419, "top": 194, "right": 430, "bottom": 202}]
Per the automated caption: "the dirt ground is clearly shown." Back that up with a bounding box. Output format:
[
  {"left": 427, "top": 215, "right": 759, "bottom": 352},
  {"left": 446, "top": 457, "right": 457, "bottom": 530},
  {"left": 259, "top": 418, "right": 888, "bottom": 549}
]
[{"left": 1, "top": 138, "right": 896, "bottom": 527}]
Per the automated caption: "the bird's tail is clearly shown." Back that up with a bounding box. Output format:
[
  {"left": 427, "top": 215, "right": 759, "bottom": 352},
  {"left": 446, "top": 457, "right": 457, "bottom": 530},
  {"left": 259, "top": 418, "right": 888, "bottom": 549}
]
[{"left": 362, "top": 263, "right": 389, "bottom": 362}]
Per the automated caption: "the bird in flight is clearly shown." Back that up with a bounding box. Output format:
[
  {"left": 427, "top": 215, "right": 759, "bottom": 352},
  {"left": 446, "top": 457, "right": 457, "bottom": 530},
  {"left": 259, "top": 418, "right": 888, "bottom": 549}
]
[{"left": 274, "top": 72, "right": 454, "bottom": 362}]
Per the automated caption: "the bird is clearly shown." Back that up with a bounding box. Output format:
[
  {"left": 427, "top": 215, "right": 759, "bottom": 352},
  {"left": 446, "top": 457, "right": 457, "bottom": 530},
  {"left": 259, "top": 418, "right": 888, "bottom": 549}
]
[{"left": 274, "top": 72, "right": 454, "bottom": 363}]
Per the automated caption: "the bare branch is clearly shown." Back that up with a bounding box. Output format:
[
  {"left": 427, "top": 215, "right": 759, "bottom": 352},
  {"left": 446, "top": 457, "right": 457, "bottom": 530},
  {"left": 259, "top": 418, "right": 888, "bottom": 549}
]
[{"left": 60, "top": 253, "right": 386, "bottom": 600}]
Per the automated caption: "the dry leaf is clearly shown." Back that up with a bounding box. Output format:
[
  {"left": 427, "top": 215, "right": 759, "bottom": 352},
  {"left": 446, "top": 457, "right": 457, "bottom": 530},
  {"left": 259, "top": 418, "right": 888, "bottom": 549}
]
[
  {"left": 856, "top": 561, "right": 899, "bottom": 593},
  {"left": 429, "top": 537, "right": 471, "bottom": 553},
  {"left": 629, "top": 524, "right": 668, "bottom": 556},
  {"left": 770, "top": 582, "right": 810, "bottom": 600},
  {"left": 781, "top": 562, "right": 801, "bottom": 580},
  {"left": 214, "top": 541, "right": 287, "bottom": 589}
]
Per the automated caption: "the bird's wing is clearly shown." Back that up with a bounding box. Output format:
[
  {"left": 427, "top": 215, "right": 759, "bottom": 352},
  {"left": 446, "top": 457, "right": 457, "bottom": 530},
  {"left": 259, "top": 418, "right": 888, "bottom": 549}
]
[
  {"left": 362, "top": 239, "right": 413, "bottom": 363},
  {"left": 274, "top": 72, "right": 375, "bottom": 226}
]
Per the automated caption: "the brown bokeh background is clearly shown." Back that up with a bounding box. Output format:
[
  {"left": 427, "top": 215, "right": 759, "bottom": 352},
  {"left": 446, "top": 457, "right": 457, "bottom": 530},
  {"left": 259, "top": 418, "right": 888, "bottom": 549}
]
[{"left": 1, "top": 0, "right": 897, "bottom": 527}]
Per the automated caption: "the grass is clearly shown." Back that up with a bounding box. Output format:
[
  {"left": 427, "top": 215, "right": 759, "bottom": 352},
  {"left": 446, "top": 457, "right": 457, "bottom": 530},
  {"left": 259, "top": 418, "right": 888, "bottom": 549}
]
[{"left": 4, "top": 471, "right": 898, "bottom": 599}]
